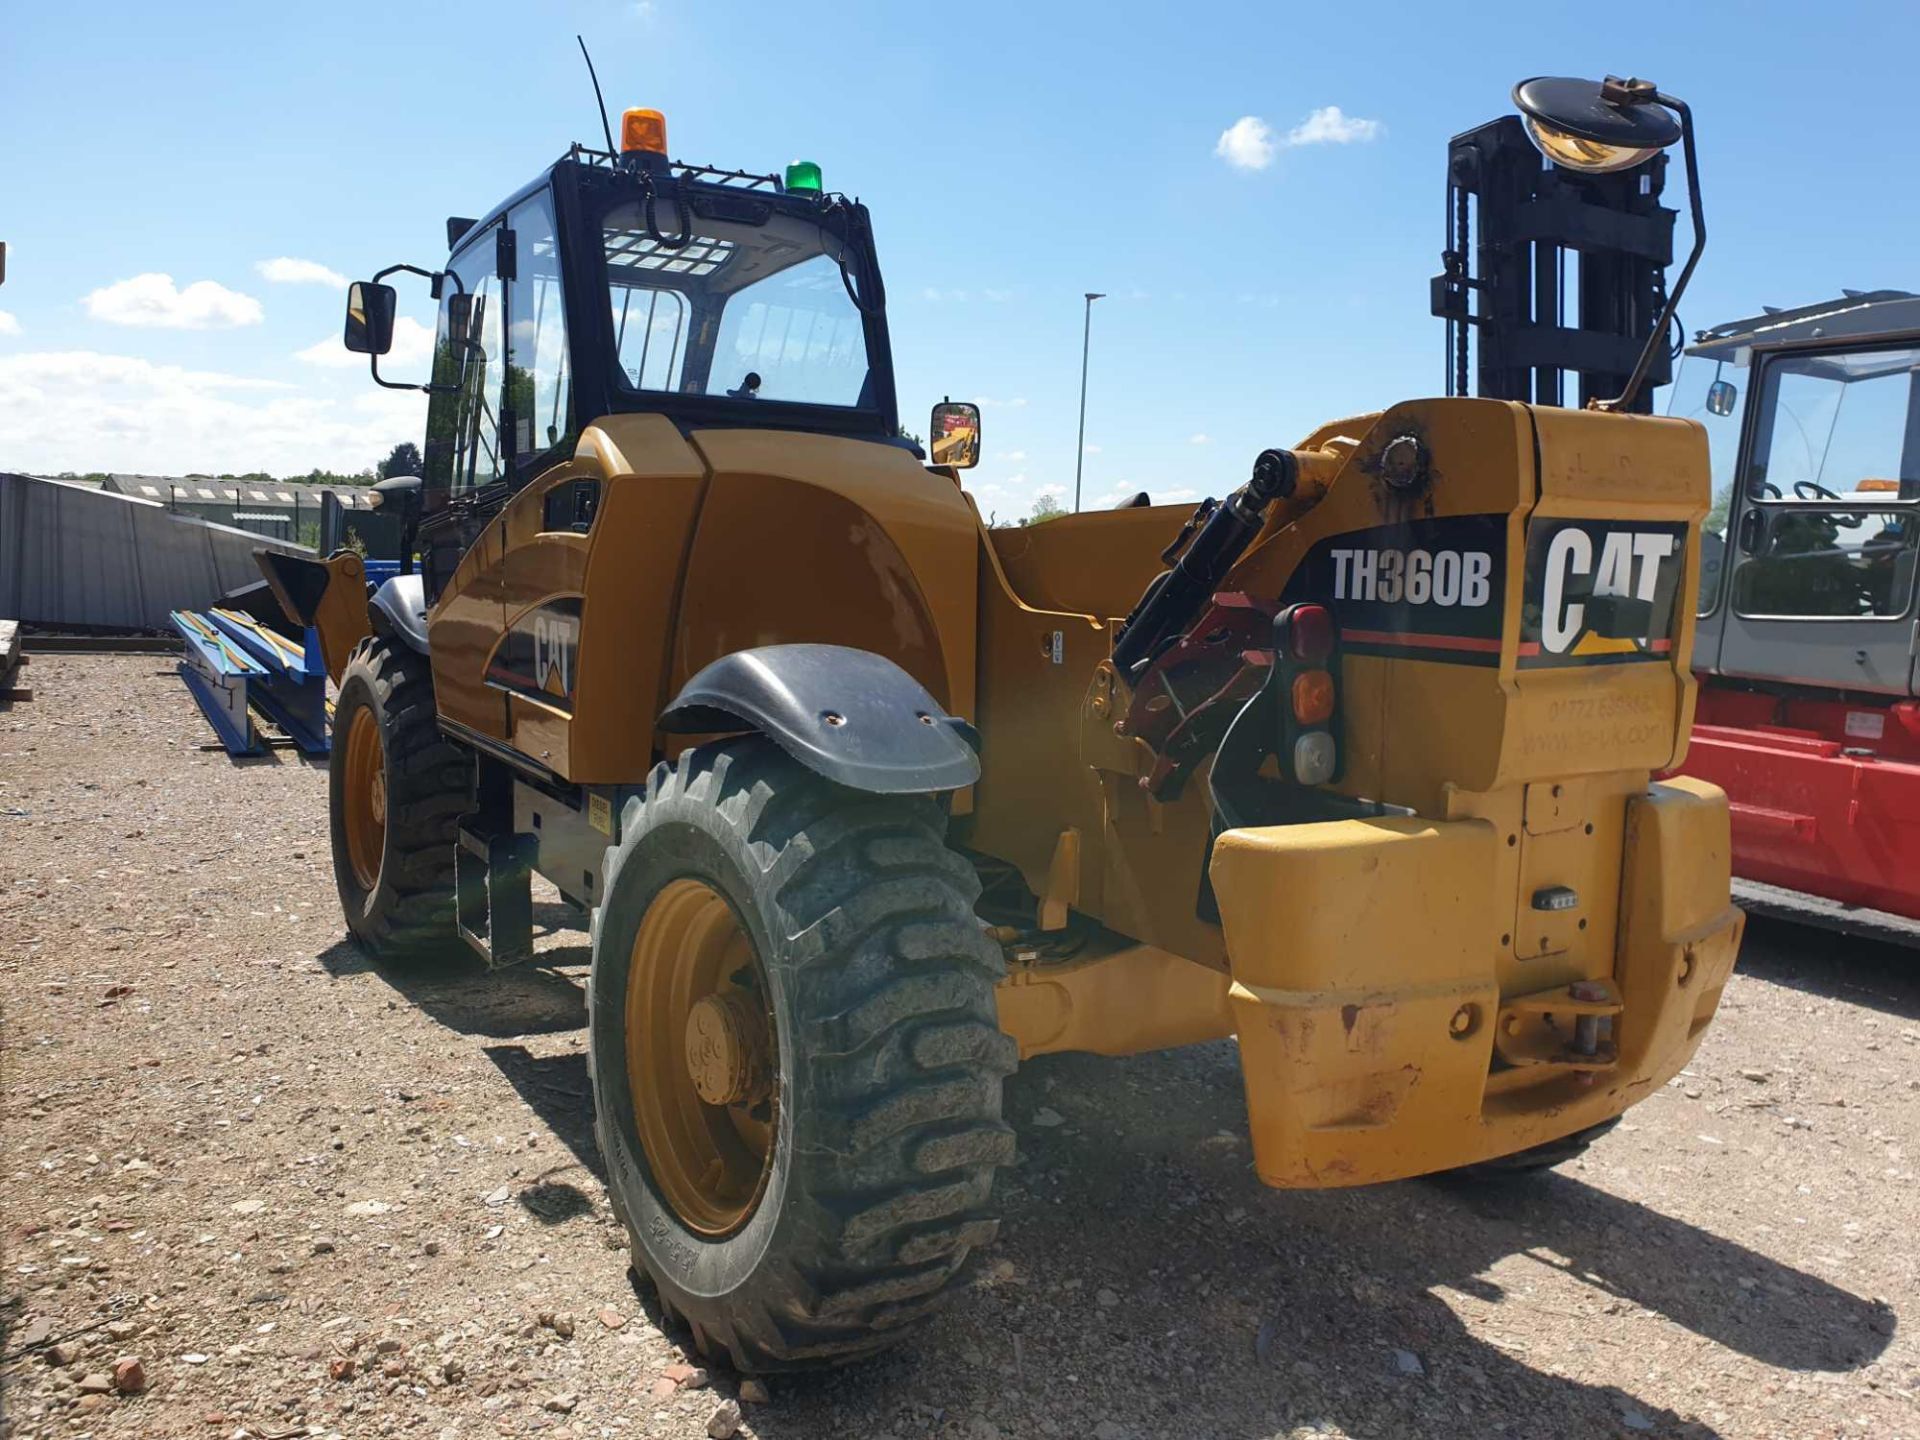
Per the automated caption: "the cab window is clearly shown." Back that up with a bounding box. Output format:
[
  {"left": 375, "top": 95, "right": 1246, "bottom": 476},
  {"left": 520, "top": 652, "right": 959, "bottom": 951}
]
[
  {"left": 1663, "top": 353, "right": 1744, "bottom": 617},
  {"left": 1731, "top": 344, "right": 1920, "bottom": 621},
  {"left": 423, "top": 224, "right": 506, "bottom": 501},
  {"left": 505, "top": 190, "right": 573, "bottom": 471},
  {"left": 602, "top": 205, "right": 873, "bottom": 409},
  {"left": 1746, "top": 345, "right": 1920, "bottom": 503}
]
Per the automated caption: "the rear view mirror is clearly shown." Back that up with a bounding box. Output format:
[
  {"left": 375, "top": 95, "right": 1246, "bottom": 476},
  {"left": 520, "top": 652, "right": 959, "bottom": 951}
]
[
  {"left": 1706, "top": 379, "right": 1737, "bottom": 417},
  {"left": 345, "top": 281, "right": 397, "bottom": 356},
  {"left": 930, "top": 399, "right": 981, "bottom": 470}
]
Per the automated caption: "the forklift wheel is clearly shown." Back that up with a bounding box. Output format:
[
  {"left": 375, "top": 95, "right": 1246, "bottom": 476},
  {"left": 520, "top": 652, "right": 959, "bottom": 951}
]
[
  {"left": 1439, "top": 1117, "right": 1622, "bottom": 1182},
  {"left": 590, "top": 738, "right": 1016, "bottom": 1371},
  {"left": 329, "top": 637, "right": 471, "bottom": 963}
]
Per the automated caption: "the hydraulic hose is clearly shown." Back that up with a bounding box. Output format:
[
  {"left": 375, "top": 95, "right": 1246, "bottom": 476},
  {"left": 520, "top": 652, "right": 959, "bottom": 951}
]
[{"left": 1111, "top": 448, "right": 1298, "bottom": 680}]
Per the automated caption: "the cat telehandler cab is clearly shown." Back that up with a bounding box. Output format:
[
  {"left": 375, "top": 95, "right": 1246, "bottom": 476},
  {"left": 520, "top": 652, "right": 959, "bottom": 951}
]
[{"left": 266, "top": 79, "right": 1742, "bottom": 1371}]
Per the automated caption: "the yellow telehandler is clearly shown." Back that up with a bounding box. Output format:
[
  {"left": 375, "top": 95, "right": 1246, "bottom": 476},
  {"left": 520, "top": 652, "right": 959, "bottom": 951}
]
[{"left": 266, "top": 76, "right": 1742, "bottom": 1371}]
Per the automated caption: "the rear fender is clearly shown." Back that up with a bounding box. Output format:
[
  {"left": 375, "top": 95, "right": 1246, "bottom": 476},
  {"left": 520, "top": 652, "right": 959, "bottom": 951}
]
[
  {"left": 659, "top": 644, "right": 980, "bottom": 794},
  {"left": 256, "top": 549, "right": 371, "bottom": 684}
]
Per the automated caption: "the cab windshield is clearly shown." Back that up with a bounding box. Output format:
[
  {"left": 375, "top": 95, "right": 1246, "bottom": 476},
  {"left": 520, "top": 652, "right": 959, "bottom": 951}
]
[{"left": 601, "top": 201, "right": 874, "bottom": 409}]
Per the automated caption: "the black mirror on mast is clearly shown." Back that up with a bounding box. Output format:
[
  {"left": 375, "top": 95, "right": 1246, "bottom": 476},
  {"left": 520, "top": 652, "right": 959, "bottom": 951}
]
[{"left": 344, "top": 281, "right": 397, "bottom": 356}]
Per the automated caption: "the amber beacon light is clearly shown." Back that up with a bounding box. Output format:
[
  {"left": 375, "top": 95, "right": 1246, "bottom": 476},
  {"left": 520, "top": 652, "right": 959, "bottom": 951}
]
[{"left": 621, "top": 107, "right": 668, "bottom": 156}]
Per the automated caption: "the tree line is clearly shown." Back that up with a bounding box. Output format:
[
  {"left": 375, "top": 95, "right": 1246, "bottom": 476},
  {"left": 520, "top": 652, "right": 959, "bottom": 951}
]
[{"left": 49, "top": 442, "right": 425, "bottom": 490}]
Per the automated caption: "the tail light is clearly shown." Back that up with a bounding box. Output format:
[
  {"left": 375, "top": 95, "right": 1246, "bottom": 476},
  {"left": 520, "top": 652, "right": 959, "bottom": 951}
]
[
  {"left": 1290, "top": 669, "right": 1335, "bottom": 725},
  {"left": 1292, "top": 730, "right": 1337, "bottom": 785},
  {"left": 1288, "top": 603, "right": 1335, "bottom": 664},
  {"left": 1276, "top": 604, "right": 1341, "bottom": 786}
]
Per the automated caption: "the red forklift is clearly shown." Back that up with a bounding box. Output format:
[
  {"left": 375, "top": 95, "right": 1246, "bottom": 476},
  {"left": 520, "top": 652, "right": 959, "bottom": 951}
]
[{"left": 1670, "top": 289, "right": 1920, "bottom": 940}]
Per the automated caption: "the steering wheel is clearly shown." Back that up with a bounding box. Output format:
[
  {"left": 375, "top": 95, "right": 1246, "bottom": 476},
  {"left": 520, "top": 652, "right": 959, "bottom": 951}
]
[{"left": 1793, "top": 478, "right": 1864, "bottom": 529}]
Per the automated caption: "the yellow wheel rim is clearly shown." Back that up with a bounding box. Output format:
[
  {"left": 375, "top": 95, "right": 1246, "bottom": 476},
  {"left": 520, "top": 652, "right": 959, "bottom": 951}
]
[
  {"left": 626, "top": 879, "right": 778, "bottom": 1236},
  {"left": 341, "top": 707, "right": 387, "bottom": 892}
]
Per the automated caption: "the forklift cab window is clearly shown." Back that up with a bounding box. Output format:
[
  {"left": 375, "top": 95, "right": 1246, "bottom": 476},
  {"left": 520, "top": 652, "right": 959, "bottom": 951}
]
[
  {"left": 1745, "top": 345, "right": 1920, "bottom": 503},
  {"left": 1728, "top": 344, "right": 1920, "bottom": 621},
  {"left": 423, "top": 225, "right": 506, "bottom": 504},
  {"left": 602, "top": 205, "right": 873, "bottom": 409},
  {"left": 1665, "top": 353, "right": 1745, "bottom": 616}
]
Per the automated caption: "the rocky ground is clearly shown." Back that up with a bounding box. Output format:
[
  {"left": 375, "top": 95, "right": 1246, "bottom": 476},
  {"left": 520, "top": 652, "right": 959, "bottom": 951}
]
[{"left": 1, "top": 653, "right": 1915, "bottom": 1440}]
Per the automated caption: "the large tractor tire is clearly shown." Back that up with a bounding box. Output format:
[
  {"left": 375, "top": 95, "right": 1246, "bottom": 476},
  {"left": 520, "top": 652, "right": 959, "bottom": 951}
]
[
  {"left": 329, "top": 637, "right": 471, "bottom": 963},
  {"left": 589, "top": 739, "right": 1016, "bottom": 1371}
]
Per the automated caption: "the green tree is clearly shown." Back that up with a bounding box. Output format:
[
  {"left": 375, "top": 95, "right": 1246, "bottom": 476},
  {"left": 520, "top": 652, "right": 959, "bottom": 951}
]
[
  {"left": 1704, "top": 484, "right": 1733, "bottom": 536},
  {"left": 378, "top": 441, "right": 423, "bottom": 479},
  {"left": 1025, "top": 493, "right": 1066, "bottom": 526}
]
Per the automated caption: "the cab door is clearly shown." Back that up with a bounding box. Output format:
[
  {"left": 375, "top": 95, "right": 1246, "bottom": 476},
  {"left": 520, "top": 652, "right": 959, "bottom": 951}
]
[
  {"left": 1711, "top": 339, "right": 1920, "bottom": 695},
  {"left": 482, "top": 189, "right": 593, "bottom": 775},
  {"left": 422, "top": 221, "right": 513, "bottom": 738}
]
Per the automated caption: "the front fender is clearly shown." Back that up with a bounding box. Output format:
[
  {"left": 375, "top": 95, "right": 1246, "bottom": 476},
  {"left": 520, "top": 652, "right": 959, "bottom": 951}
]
[{"left": 658, "top": 644, "right": 980, "bottom": 794}]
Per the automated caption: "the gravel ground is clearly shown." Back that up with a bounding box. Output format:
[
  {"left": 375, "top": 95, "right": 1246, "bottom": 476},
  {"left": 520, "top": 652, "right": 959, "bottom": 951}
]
[{"left": 1, "top": 653, "right": 1916, "bottom": 1440}]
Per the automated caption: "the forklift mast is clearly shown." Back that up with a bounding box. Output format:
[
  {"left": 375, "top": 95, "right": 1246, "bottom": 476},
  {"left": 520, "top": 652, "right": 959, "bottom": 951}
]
[{"left": 1432, "top": 115, "right": 1675, "bottom": 411}]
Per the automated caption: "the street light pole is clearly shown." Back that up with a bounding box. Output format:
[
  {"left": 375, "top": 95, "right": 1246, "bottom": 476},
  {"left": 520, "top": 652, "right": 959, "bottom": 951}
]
[{"left": 1073, "top": 292, "right": 1104, "bottom": 512}]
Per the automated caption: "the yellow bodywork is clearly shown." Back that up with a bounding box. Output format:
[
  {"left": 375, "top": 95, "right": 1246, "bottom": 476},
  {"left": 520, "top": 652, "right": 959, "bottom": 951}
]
[{"left": 301, "top": 390, "right": 1741, "bottom": 1188}]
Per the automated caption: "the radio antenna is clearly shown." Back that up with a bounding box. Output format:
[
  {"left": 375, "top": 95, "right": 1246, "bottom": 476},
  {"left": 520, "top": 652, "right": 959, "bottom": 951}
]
[{"left": 576, "top": 35, "right": 617, "bottom": 155}]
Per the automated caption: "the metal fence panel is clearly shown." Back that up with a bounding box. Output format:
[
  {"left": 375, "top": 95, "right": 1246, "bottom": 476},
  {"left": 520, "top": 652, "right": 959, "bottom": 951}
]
[{"left": 0, "top": 473, "right": 309, "bottom": 630}]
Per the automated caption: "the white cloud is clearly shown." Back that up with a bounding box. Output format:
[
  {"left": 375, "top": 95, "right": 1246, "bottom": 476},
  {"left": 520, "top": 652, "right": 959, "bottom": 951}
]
[
  {"left": 981, "top": 288, "right": 1015, "bottom": 303},
  {"left": 256, "top": 257, "right": 349, "bottom": 289},
  {"left": 1035, "top": 482, "right": 1067, "bottom": 500},
  {"left": 0, "top": 310, "right": 18, "bottom": 336},
  {"left": 1004, "top": 472, "right": 1028, "bottom": 488},
  {"left": 1285, "top": 106, "right": 1383, "bottom": 147},
  {"left": 0, "top": 350, "right": 424, "bottom": 474},
  {"left": 84, "top": 274, "right": 264, "bottom": 330},
  {"left": 993, "top": 449, "right": 1026, "bottom": 463},
  {"left": 1215, "top": 116, "right": 1275, "bottom": 171},
  {"left": 1217, "top": 106, "right": 1383, "bottom": 171},
  {"left": 921, "top": 287, "right": 969, "bottom": 303},
  {"left": 1082, "top": 443, "right": 1102, "bottom": 456},
  {"left": 1189, "top": 433, "right": 1211, "bottom": 445},
  {"left": 975, "top": 395, "right": 1028, "bottom": 410},
  {"left": 294, "top": 315, "right": 435, "bottom": 370}
]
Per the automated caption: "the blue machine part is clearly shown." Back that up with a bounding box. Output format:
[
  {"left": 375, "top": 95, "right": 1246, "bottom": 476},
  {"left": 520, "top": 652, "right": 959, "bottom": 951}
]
[{"left": 170, "top": 607, "right": 333, "bottom": 756}]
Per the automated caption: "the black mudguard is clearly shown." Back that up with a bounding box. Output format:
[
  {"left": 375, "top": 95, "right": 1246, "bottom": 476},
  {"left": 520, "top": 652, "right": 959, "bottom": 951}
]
[
  {"left": 370, "top": 574, "right": 430, "bottom": 654},
  {"left": 658, "top": 644, "right": 980, "bottom": 795}
]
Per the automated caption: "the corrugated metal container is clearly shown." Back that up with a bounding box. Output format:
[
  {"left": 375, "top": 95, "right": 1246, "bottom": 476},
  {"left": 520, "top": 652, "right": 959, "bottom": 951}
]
[{"left": 0, "top": 472, "right": 308, "bottom": 631}]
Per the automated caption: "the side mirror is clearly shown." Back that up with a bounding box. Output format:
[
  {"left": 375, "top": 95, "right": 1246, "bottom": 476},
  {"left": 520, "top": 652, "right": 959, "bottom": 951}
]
[
  {"left": 929, "top": 399, "right": 981, "bottom": 470},
  {"left": 344, "top": 281, "right": 397, "bottom": 356},
  {"left": 1706, "top": 379, "right": 1738, "bottom": 417}
]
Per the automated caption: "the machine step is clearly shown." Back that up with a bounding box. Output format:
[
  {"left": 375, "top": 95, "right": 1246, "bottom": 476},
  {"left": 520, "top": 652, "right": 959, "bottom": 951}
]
[{"left": 455, "top": 824, "right": 537, "bottom": 968}]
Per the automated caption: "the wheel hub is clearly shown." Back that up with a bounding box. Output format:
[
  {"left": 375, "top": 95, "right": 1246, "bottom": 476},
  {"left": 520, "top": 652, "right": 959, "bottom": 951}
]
[
  {"left": 685, "top": 991, "right": 772, "bottom": 1107},
  {"left": 625, "top": 878, "right": 778, "bottom": 1236},
  {"left": 341, "top": 707, "right": 387, "bottom": 892}
]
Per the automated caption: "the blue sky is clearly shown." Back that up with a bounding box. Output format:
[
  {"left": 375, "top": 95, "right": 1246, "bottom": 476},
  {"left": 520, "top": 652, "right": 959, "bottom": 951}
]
[{"left": 3, "top": 1, "right": 1917, "bottom": 518}]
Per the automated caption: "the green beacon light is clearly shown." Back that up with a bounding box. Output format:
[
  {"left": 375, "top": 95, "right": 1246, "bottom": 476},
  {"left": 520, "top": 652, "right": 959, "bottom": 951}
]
[{"left": 784, "top": 159, "right": 823, "bottom": 193}]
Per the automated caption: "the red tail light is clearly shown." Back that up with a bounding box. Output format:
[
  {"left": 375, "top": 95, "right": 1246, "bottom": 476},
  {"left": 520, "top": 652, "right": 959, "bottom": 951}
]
[{"left": 1288, "top": 604, "right": 1335, "bottom": 664}]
